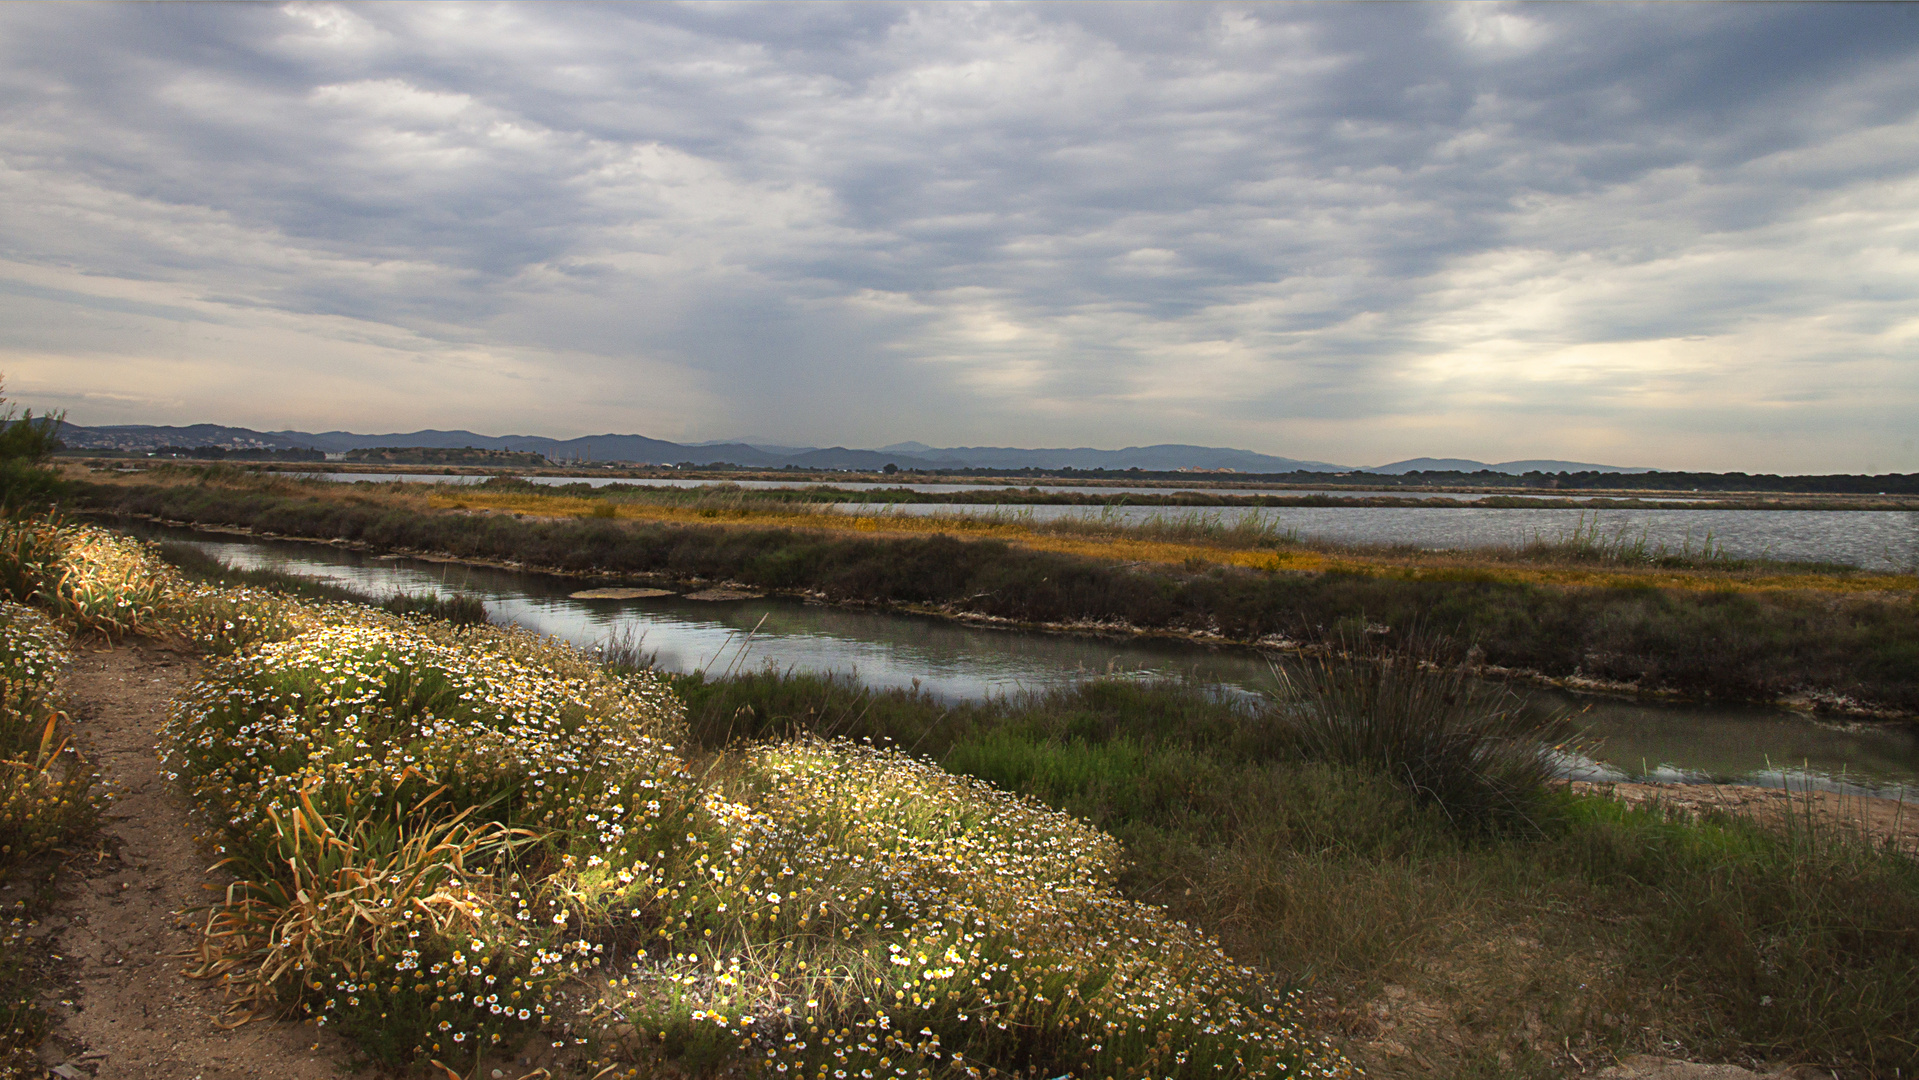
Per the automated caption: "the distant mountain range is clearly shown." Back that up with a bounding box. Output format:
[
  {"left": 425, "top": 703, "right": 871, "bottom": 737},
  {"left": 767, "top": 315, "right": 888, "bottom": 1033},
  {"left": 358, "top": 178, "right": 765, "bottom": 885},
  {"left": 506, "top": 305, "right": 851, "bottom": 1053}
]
[
  {"left": 1361, "top": 457, "right": 1656, "bottom": 475},
  {"left": 52, "top": 422, "right": 1653, "bottom": 474}
]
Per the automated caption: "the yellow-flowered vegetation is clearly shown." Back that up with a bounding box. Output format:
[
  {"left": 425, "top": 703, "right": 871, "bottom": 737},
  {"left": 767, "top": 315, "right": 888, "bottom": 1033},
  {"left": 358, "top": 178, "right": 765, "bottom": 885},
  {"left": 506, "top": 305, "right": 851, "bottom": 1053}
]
[{"left": 163, "top": 608, "right": 1353, "bottom": 1076}]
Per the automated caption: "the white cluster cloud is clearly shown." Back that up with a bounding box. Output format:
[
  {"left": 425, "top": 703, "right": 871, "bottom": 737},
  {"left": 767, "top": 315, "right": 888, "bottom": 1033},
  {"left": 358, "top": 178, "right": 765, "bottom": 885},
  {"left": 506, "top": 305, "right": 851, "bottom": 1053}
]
[{"left": 2, "top": 2, "right": 1916, "bottom": 470}]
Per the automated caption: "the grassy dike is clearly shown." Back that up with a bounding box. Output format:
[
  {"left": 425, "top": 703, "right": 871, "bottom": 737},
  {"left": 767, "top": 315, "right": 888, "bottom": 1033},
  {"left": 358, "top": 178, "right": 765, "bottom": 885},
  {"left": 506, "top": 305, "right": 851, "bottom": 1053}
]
[{"left": 72, "top": 469, "right": 1919, "bottom": 714}]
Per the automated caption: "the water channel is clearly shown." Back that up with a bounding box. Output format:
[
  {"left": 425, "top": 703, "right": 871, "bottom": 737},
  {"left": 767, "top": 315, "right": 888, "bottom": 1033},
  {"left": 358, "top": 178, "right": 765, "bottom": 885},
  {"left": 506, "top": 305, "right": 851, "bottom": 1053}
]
[{"left": 144, "top": 524, "right": 1919, "bottom": 799}]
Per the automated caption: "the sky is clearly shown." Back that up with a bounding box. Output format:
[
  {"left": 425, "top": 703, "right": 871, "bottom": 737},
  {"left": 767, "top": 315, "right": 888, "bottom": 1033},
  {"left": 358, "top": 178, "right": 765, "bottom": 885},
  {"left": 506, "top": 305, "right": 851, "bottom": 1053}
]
[{"left": 3, "top": 3, "right": 1918, "bottom": 472}]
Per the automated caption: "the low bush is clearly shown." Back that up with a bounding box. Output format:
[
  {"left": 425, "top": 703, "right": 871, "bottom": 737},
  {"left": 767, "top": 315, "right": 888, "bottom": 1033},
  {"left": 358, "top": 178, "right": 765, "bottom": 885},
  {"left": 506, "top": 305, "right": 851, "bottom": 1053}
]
[
  {"left": 166, "top": 608, "right": 1354, "bottom": 1076},
  {"left": 168, "top": 615, "right": 693, "bottom": 1059},
  {"left": 0, "top": 516, "right": 172, "bottom": 638}
]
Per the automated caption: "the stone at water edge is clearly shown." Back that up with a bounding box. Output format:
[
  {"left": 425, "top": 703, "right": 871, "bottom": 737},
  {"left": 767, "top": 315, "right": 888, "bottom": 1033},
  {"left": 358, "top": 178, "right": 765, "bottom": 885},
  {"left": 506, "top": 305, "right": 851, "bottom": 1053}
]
[{"left": 683, "top": 588, "right": 763, "bottom": 601}]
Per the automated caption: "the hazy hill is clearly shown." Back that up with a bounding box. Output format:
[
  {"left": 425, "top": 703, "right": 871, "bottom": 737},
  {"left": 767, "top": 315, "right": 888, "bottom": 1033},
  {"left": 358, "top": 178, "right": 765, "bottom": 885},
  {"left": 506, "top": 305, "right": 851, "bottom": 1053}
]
[
  {"left": 1364, "top": 457, "right": 1655, "bottom": 475},
  {"left": 55, "top": 422, "right": 1649, "bottom": 474}
]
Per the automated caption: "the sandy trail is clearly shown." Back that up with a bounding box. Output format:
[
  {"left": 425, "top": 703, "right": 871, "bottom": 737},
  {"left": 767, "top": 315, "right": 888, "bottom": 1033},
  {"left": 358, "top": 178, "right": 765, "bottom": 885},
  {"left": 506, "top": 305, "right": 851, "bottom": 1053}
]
[{"left": 35, "top": 643, "right": 346, "bottom": 1080}]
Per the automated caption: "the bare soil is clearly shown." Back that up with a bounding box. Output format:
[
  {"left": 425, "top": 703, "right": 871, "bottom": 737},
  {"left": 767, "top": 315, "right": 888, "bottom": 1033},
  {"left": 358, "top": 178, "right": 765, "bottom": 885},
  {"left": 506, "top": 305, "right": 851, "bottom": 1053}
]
[{"left": 35, "top": 643, "right": 348, "bottom": 1080}]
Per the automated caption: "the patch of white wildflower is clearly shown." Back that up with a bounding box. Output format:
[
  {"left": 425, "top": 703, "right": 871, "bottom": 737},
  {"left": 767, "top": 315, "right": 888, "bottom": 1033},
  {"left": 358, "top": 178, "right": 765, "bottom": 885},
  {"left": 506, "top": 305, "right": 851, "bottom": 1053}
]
[
  {"left": 166, "top": 611, "right": 695, "bottom": 1062},
  {"left": 589, "top": 739, "right": 1354, "bottom": 1079},
  {"left": 0, "top": 601, "right": 91, "bottom": 860},
  {"left": 165, "top": 598, "right": 1353, "bottom": 1077}
]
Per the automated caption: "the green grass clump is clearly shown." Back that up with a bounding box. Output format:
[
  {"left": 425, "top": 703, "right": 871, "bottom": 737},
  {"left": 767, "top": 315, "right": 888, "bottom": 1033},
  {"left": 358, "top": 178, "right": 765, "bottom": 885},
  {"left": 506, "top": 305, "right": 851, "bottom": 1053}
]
[{"left": 1548, "top": 797, "right": 1919, "bottom": 1069}]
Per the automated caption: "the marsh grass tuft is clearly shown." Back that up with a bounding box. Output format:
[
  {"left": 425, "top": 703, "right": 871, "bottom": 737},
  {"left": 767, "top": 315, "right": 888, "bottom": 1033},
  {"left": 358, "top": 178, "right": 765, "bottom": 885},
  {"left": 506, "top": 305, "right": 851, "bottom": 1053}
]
[{"left": 1269, "top": 638, "right": 1577, "bottom": 834}]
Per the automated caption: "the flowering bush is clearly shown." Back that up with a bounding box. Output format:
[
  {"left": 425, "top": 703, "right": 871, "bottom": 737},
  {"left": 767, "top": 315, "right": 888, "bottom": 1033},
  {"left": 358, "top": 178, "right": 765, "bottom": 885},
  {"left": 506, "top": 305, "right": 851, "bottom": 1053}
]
[
  {"left": 169, "top": 604, "right": 1352, "bottom": 1077},
  {"left": 0, "top": 515, "right": 319, "bottom": 654},
  {"left": 0, "top": 602, "right": 91, "bottom": 862},
  {"left": 0, "top": 517, "right": 171, "bottom": 638},
  {"left": 166, "top": 613, "right": 697, "bottom": 1061},
  {"left": 593, "top": 739, "right": 1352, "bottom": 1079}
]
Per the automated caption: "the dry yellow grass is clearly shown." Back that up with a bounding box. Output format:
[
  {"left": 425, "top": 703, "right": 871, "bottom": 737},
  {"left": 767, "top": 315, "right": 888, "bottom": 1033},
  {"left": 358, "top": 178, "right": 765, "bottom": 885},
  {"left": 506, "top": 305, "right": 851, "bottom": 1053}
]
[{"left": 425, "top": 489, "right": 1918, "bottom": 596}]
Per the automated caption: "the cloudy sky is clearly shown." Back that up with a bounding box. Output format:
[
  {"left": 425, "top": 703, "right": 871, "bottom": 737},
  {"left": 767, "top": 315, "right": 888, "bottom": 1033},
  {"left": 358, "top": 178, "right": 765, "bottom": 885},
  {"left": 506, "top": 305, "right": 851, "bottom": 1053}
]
[{"left": 3, "top": 2, "right": 1918, "bottom": 471}]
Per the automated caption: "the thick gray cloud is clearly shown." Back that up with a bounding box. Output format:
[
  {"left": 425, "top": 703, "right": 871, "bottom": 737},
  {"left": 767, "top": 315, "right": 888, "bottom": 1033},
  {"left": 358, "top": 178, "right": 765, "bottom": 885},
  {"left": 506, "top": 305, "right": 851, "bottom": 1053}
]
[{"left": 3, "top": 2, "right": 1917, "bottom": 470}]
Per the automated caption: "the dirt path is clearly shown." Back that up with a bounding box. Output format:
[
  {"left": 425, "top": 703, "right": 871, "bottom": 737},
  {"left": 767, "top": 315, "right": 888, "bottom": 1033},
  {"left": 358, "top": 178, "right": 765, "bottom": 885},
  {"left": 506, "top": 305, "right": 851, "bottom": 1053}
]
[{"left": 34, "top": 643, "right": 347, "bottom": 1080}]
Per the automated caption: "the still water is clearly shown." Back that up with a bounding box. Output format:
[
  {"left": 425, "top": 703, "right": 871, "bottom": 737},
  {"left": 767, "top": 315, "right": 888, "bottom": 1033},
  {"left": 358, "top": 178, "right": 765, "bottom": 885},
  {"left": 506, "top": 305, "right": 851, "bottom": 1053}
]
[
  {"left": 846, "top": 504, "right": 1919, "bottom": 573},
  {"left": 148, "top": 526, "right": 1919, "bottom": 798},
  {"left": 305, "top": 475, "right": 1914, "bottom": 571},
  {"left": 316, "top": 472, "right": 1695, "bottom": 504}
]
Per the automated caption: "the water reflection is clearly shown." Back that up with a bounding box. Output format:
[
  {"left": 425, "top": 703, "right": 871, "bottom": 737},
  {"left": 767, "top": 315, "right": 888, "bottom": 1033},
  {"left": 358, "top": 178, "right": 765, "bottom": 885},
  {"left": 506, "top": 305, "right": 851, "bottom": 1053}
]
[{"left": 144, "top": 526, "right": 1919, "bottom": 798}]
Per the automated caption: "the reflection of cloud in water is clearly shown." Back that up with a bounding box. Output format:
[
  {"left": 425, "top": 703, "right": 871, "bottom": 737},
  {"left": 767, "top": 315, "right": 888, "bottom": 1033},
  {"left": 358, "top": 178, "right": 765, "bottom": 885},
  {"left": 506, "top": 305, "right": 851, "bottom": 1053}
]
[{"left": 145, "top": 526, "right": 1918, "bottom": 797}]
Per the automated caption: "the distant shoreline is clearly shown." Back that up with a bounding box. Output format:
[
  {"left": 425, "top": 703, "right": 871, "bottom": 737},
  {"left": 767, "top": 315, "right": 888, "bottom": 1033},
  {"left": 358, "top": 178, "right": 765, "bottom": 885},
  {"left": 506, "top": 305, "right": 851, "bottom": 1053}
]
[{"left": 66, "top": 457, "right": 1919, "bottom": 511}]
